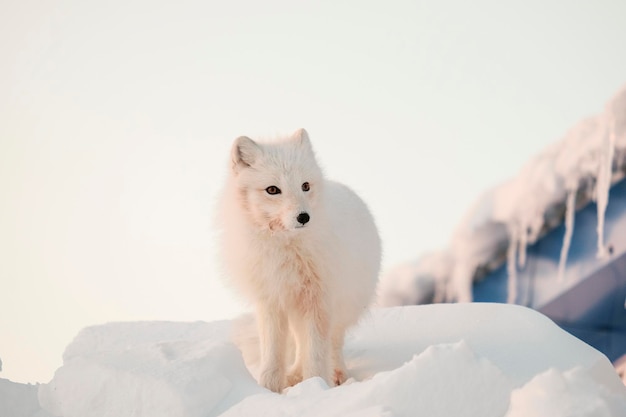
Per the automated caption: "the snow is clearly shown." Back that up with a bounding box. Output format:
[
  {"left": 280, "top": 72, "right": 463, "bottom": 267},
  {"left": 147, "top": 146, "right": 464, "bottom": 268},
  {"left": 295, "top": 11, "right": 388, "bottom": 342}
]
[
  {"left": 1, "top": 304, "right": 613, "bottom": 416},
  {"left": 507, "top": 367, "right": 625, "bottom": 417},
  {"left": 376, "top": 251, "right": 450, "bottom": 307},
  {"left": 0, "top": 378, "right": 52, "bottom": 417},
  {"left": 378, "top": 84, "right": 626, "bottom": 306}
]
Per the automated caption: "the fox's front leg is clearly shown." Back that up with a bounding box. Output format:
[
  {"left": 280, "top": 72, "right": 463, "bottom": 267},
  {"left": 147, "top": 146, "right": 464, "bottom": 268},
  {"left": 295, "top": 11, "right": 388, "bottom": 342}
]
[
  {"left": 257, "top": 303, "right": 288, "bottom": 392},
  {"left": 304, "top": 314, "right": 332, "bottom": 384},
  {"left": 331, "top": 326, "right": 348, "bottom": 386},
  {"left": 292, "top": 299, "right": 332, "bottom": 385}
]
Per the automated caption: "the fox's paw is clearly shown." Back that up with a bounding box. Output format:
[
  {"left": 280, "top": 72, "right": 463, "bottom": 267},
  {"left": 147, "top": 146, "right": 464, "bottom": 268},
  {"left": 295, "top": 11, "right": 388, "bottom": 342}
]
[
  {"left": 286, "top": 367, "right": 303, "bottom": 387},
  {"left": 259, "top": 368, "right": 285, "bottom": 393},
  {"left": 333, "top": 368, "right": 347, "bottom": 386}
]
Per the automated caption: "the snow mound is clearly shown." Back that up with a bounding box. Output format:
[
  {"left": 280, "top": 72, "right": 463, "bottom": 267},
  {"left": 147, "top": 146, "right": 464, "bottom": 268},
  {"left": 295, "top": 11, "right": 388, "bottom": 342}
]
[
  {"left": 508, "top": 368, "right": 626, "bottom": 417},
  {"left": 38, "top": 304, "right": 626, "bottom": 417},
  {"left": 39, "top": 321, "right": 264, "bottom": 417},
  {"left": 0, "top": 378, "right": 52, "bottom": 417}
]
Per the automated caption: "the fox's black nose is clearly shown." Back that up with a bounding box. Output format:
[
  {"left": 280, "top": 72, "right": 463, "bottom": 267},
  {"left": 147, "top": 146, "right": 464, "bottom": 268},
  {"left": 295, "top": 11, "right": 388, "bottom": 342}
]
[{"left": 297, "top": 212, "right": 310, "bottom": 225}]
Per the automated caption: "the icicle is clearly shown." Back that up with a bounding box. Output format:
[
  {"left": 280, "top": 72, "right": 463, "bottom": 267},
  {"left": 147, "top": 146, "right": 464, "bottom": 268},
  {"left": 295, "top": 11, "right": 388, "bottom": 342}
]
[
  {"left": 518, "top": 223, "right": 527, "bottom": 268},
  {"left": 450, "top": 261, "right": 473, "bottom": 303},
  {"left": 596, "top": 124, "right": 615, "bottom": 258},
  {"left": 558, "top": 189, "right": 576, "bottom": 281},
  {"left": 433, "top": 272, "right": 447, "bottom": 304},
  {"left": 506, "top": 226, "right": 518, "bottom": 304}
]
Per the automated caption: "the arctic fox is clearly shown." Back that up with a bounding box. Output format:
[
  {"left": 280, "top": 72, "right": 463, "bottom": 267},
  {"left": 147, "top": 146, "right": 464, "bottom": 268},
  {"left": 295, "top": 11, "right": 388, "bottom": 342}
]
[{"left": 217, "top": 128, "right": 381, "bottom": 392}]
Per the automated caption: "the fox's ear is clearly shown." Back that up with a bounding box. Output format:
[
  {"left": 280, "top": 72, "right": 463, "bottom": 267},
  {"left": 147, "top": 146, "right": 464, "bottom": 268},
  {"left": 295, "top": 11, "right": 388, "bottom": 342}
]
[
  {"left": 291, "top": 128, "right": 312, "bottom": 150},
  {"left": 232, "top": 136, "right": 261, "bottom": 172}
]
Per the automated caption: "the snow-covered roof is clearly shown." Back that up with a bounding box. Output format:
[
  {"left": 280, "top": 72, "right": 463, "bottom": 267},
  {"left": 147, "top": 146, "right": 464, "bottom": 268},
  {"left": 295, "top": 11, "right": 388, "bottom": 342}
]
[{"left": 378, "top": 84, "right": 626, "bottom": 307}]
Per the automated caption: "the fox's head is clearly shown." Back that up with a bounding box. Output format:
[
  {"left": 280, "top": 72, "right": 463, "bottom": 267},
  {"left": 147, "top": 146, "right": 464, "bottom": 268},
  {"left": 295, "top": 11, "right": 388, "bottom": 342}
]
[{"left": 229, "top": 128, "right": 324, "bottom": 233}]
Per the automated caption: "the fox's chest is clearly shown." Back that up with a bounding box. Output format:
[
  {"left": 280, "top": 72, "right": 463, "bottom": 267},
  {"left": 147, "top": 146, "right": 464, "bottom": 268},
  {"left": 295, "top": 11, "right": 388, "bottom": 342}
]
[{"left": 257, "top": 240, "right": 327, "bottom": 288}]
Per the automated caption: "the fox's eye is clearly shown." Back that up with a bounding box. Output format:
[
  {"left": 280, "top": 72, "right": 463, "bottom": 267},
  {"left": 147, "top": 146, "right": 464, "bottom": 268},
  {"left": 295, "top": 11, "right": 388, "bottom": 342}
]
[
  {"left": 302, "top": 182, "right": 310, "bottom": 192},
  {"left": 265, "top": 186, "right": 281, "bottom": 195}
]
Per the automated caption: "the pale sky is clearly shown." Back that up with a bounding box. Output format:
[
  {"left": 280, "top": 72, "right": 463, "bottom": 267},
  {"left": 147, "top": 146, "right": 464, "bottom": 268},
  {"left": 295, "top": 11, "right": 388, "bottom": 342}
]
[{"left": 1, "top": 0, "right": 625, "bottom": 383}]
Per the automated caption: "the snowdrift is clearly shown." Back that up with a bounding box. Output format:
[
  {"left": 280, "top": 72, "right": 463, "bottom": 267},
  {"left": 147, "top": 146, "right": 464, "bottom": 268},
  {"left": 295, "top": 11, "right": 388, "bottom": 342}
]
[
  {"left": 0, "top": 378, "right": 52, "bottom": 417},
  {"left": 37, "top": 304, "right": 626, "bottom": 417}
]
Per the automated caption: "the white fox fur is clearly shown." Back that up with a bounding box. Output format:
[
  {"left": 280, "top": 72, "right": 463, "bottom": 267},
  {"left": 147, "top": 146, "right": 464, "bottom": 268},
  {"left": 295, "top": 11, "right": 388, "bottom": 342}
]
[{"left": 217, "top": 128, "right": 381, "bottom": 392}]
